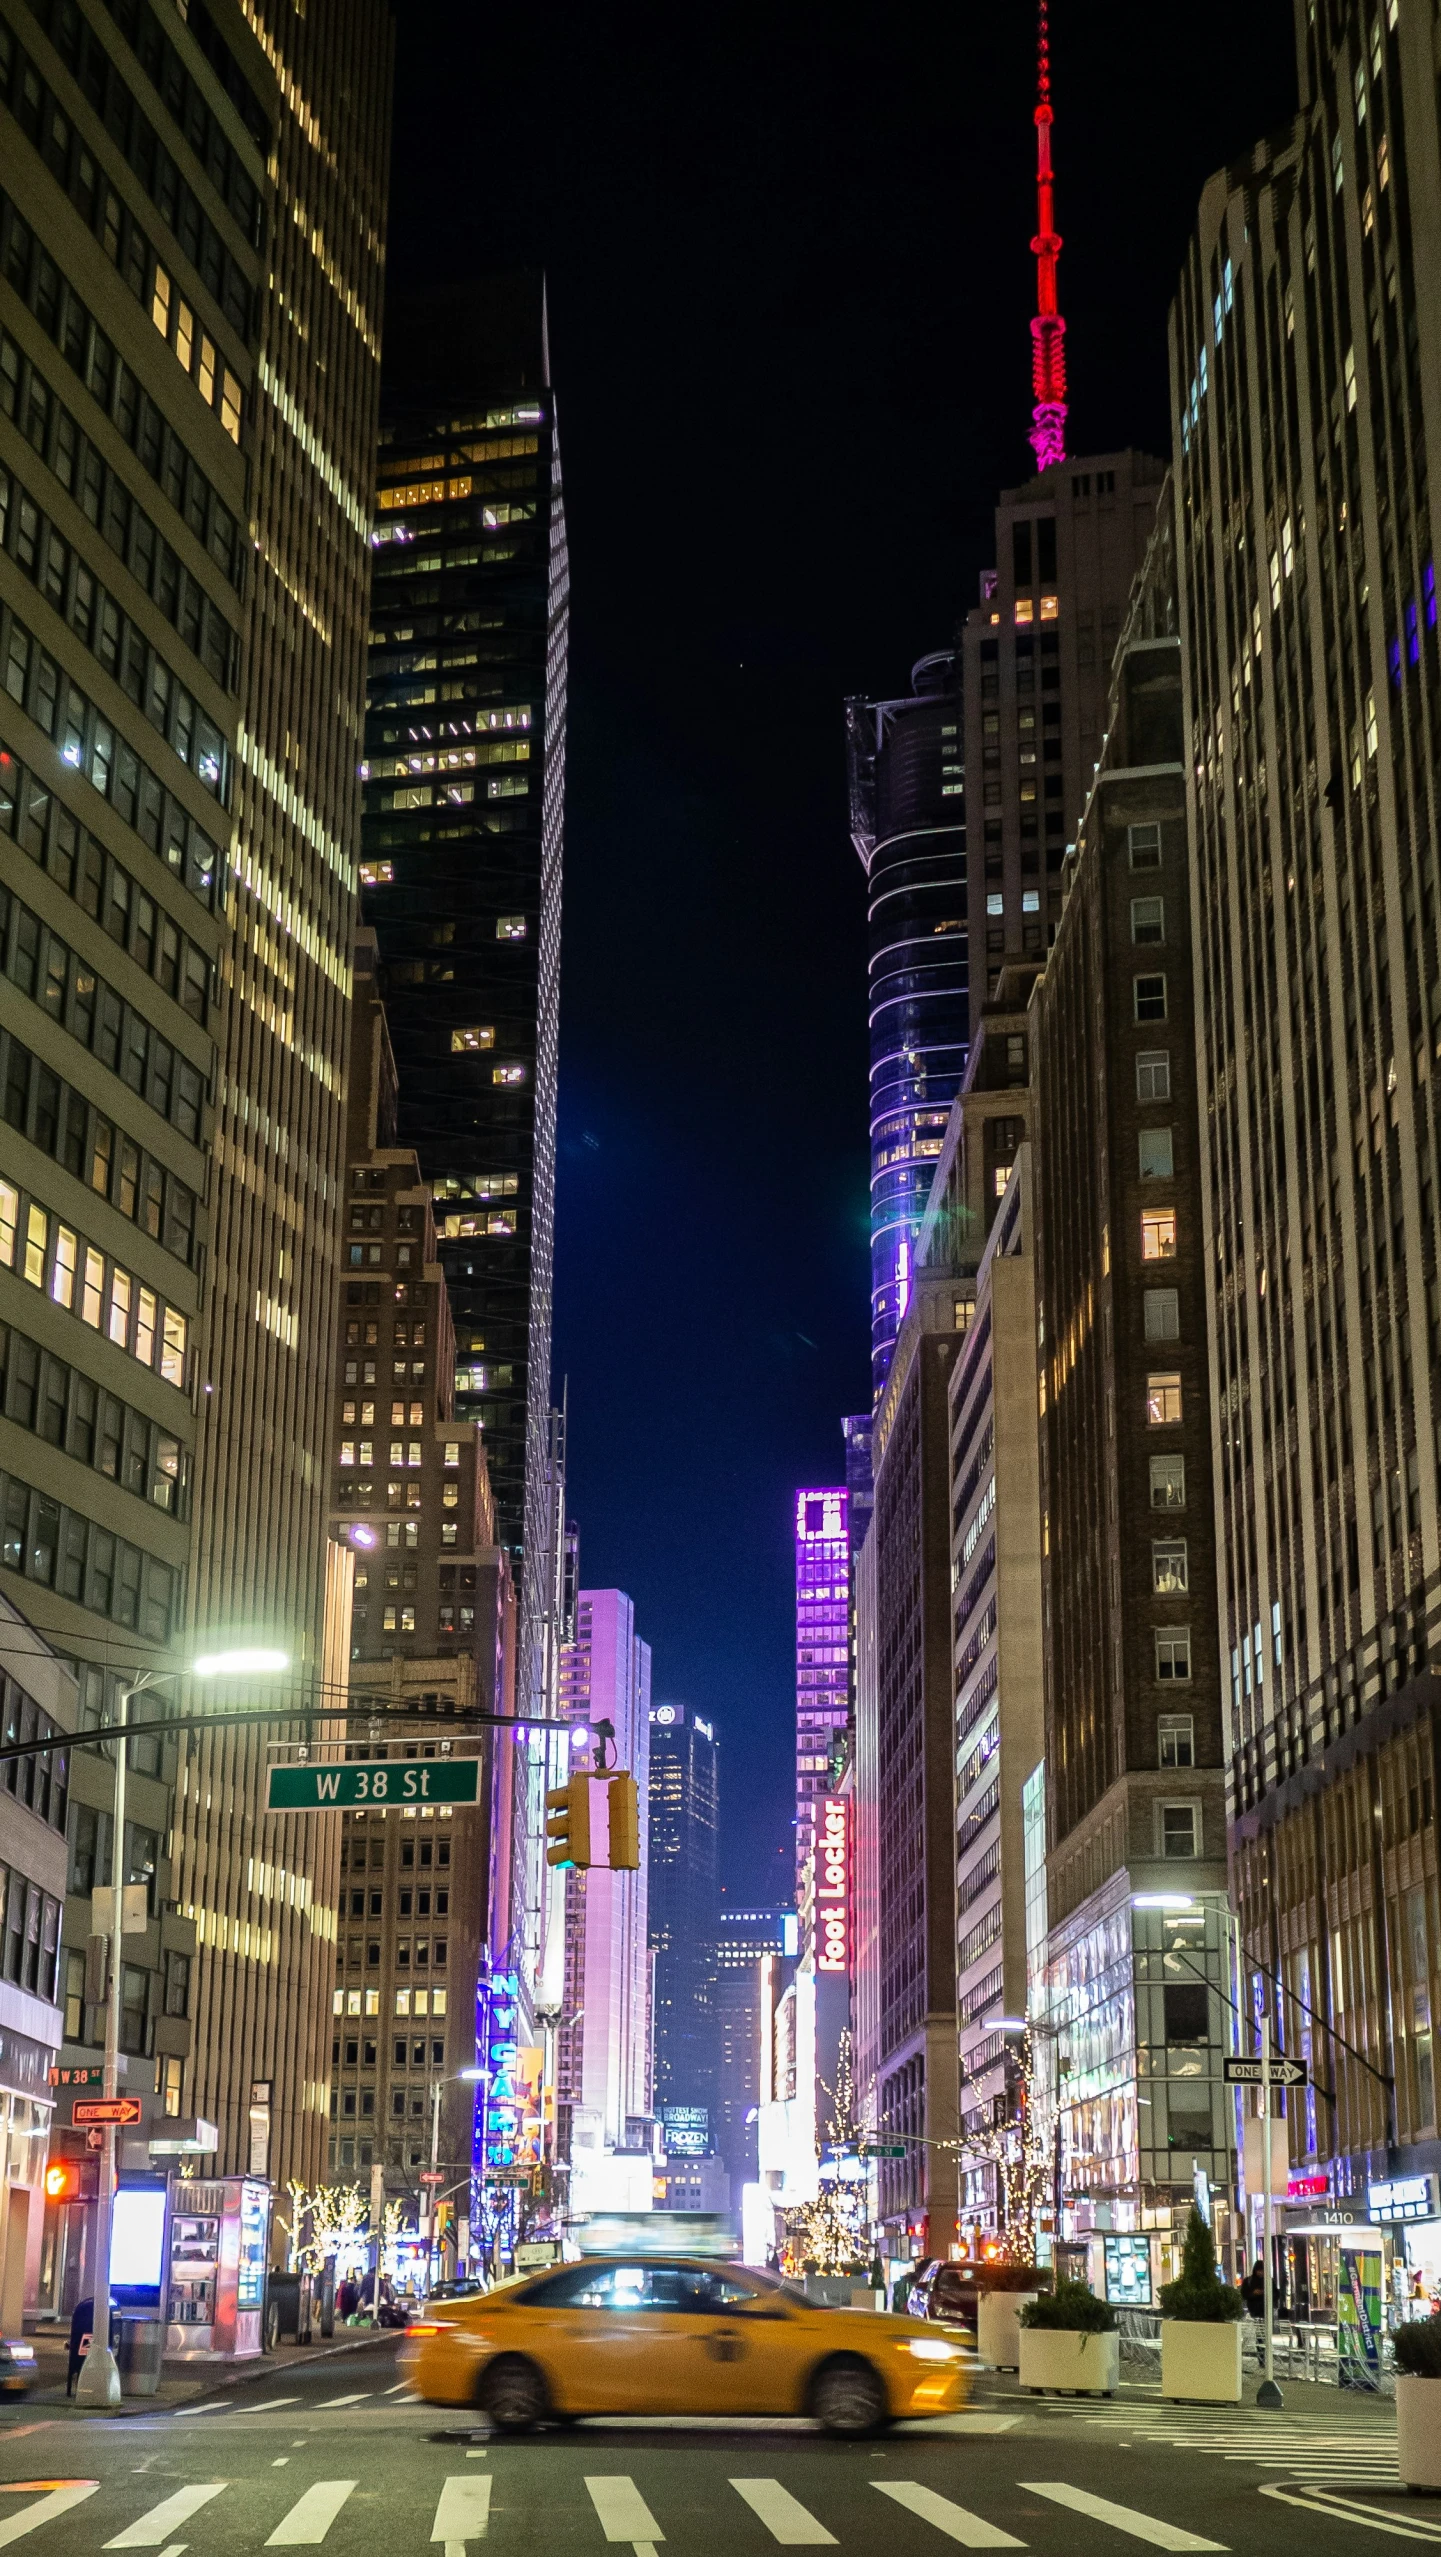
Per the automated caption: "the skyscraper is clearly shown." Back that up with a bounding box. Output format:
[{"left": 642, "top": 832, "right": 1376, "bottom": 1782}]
[
  {"left": 1033, "top": 512, "right": 1233, "bottom": 2229},
  {"left": 793, "top": 1487, "right": 851, "bottom": 1911},
  {"left": 1172, "top": 0, "right": 1441, "bottom": 2192},
  {"left": 361, "top": 277, "right": 567, "bottom": 1603},
  {"left": 556, "top": 1589, "right": 651, "bottom": 2153},
  {"left": 845, "top": 659, "right": 968, "bottom": 1396},
  {"left": 647, "top": 1701, "right": 718, "bottom": 2139},
  {"left": 715, "top": 1904, "right": 794, "bottom": 2205},
  {"left": 0, "top": 0, "right": 394, "bottom": 2183}
]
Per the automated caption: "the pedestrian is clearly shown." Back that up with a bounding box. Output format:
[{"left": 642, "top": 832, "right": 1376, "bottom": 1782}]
[
  {"left": 336, "top": 2275, "right": 358, "bottom": 2321},
  {"left": 1241, "top": 2259, "right": 1265, "bottom": 2318},
  {"left": 67, "top": 2297, "right": 93, "bottom": 2397}
]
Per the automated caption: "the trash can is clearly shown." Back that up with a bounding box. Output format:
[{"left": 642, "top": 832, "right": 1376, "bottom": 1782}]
[
  {"left": 268, "top": 2272, "right": 313, "bottom": 2346},
  {"left": 116, "top": 2317, "right": 165, "bottom": 2399}
]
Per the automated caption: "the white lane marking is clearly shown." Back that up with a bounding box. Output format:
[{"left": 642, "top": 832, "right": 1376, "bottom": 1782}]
[
  {"left": 1258, "top": 2484, "right": 1441, "bottom": 2543},
  {"left": 585, "top": 2478, "right": 665, "bottom": 2544},
  {"left": 265, "top": 2482, "right": 358, "bottom": 2546},
  {"left": 172, "top": 2402, "right": 232, "bottom": 2418},
  {"left": 383, "top": 2383, "right": 412, "bottom": 2397},
  {"left": 729, "top": 2481, "right": 836, "bottom": 2547},
  {"left": 237, "top": 2400, "right": 300, "bottom": 2415},
  {"left": 273, "top": 2463, "right": 289, "bottom": 2470},
  {"left": 933, "top": 2416, "right": 1024, "bottom": 2435},
  {"left": 1020, "top": 2484, "right": 1226, "bottom": 2552},
  {"left": 154, "top": 2547, "right": 185, "bottom": 2557},
  {"left": 315, "top": 2394, "right": 369, "bottom": 2409},
  {"left": 0, "top": 2488, "right": 101, "bottom": 2549},
  {"left": 873, "top": 2482, "right": 1026, "bottom": 2547},
  {"left": 432, "top": 2478, "right": 492, "bottom": 2543},
  {"left": 105, "top": 2487, "right": 228, "bottom": 2548}
]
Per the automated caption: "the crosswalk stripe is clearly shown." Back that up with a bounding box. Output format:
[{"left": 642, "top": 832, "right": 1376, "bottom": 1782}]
[
  {"left": 730, "top": 2481, "right": 836, "bottom": 2547},
  {"left": 0, "top": 2488, "right": 101, "bottom": 2548},
  {"left": 585, "top": 2478, "right": 664, "bottom": 2545},
  {"left": 105, "top": 2486, "right": 228, "bottom": 2547},
  {"left": 315, "top": 2394, "right": 369, "bottom": 2409},
  {"left": 239, "top": 2400, "right": 301, "bottom": 2415},
  {"left": 431, "top": 2478, "right": 492, "bottom": 2544},
  {"left": 873, "top": 2482, "right": 1025, "bottom": 2547},
  {"left": 172, "top": 2401, "right": 231, "bottom": 2418},
  {"left": 265, "top": 2483, "right": 357, "bottom": 2546},
  {"left": 1020, "top": 2484, "right": 1226, "bottom": 2552}
]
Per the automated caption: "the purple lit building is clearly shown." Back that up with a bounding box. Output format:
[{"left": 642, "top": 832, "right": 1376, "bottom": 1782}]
[{"left": 794, "top": 1489, "right": 851, "bottom": 1903}]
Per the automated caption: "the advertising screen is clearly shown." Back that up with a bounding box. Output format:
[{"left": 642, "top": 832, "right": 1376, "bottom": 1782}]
[{"left": 112, "top": 2185, "right": 167, "bottom": 2295}]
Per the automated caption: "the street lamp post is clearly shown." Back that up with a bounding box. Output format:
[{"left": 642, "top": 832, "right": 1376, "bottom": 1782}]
[{"left": 74, "top": 1646, "right": 289, "bottom": 2408}]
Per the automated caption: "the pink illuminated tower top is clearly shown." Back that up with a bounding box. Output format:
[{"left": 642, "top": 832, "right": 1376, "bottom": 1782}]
[{"left": 1028, "top": 0, "right": 1067, "bottom": 473}]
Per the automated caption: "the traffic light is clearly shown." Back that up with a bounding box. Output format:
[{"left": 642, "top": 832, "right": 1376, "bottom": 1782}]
[
  {"left": 607, "top": 1773, "right": 640, "bottom": 1870},
  {"left": 43, "top": 2157, "right": 97, "bottom": 2204},
  {"left": 545, "top": 1775, "right": 591, "bottom": 1869}
]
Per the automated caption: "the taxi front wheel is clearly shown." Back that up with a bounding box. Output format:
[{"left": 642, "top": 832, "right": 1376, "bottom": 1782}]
[
  {"left": 480, "top": 2354, "right": 550, "bottom": 2433},
  {"left": 810, "top": 2355, "right": 889, "bottom": 2437}
]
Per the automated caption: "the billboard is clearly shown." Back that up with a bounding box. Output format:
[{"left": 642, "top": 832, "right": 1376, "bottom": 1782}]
[{"left": 815, "top": 1795, "right": 849, "bottom": 1975}]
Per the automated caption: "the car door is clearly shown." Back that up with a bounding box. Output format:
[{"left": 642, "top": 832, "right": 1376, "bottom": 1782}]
[
  {"left": 539, "top": 2260, "right": 679, "bottom": 2413},
  {"left": 652, "top": 2267, "right": 801, "bottom": 2415}
]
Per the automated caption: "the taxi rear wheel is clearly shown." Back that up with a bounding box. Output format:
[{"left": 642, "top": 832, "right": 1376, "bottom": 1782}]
[
  {"left": 810, "top": 2354, "right": 889, "bottom": 2437},
  {"left": 480, "top": 2354, "right": 549, "bottom": 2432}
]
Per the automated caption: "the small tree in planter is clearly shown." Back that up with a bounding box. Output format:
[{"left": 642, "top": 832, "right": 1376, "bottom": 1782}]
[
  {"left": 1394, "top": 2315, "right": 1441, "bottom": 2493},
  {"left": 1157, "top": 2203, "right": 1246, "bottom": 2402},
  {"left": 1018, "top": 2281, "right": 1119, "bottom": 2395}
]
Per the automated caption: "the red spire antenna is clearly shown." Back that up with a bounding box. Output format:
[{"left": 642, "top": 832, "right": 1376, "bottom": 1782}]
[{"left": 1029, "top": 0, "right": 1067, "bottom": 472}]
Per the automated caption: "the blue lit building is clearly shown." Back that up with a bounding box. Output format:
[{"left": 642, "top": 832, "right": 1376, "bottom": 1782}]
[{"left": 845, "top": 654, "right": 969, "bottom": 1397}]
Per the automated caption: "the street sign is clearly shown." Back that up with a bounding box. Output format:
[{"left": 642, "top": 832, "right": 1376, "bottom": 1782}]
[
  {"left": 1224, "top": 2054, "right": 1307, "bottom": 2088},
  {"left": 50, "top": 2064, "right": 103, "bottom": 2090},
  {"left": 266, "top": 1757, "right": 479, "bottom": 1810},
  {"left": 419, "top": 2171, "right": 444, "bottom": 2184},
  {"left": 73, "top": 2096, "right": 143, "bottom": 2126},
  {"left": 860, "top": 2142, "right": 907, "bottom": 2158}
]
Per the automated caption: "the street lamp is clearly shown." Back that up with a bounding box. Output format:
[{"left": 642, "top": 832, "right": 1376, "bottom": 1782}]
[{"left": 75, "top": 1645, "right": 289, "bottom": 2407}]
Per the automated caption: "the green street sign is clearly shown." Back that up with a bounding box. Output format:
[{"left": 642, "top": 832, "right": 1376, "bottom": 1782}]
[
  {"left": 860, "top": 2143, "right": 907, "bottom": 2159},
  {"left": 266, "top": 1757, "right": 479, "bottom": 1810}
]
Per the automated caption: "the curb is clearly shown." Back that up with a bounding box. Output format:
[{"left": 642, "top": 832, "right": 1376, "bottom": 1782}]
[{"left": 36, "top": 2327, "right": 390, "bottom": 2418}]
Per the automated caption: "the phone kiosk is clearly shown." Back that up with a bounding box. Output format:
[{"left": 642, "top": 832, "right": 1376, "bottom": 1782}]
[{"left": 165, "top": 2176, "right": 271, "bottom": 2357}]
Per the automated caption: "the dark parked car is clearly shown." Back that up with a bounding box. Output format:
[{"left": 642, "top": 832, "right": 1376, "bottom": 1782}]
[{"left": 906, "top": 2258, "right": 981, "bottom": 2333}]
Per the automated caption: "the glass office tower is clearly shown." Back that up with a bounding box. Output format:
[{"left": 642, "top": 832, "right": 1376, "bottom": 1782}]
[
  {"left": 362, "top": 276, "right": 567, "bottom": 1578},
  {"left": 845, "top": 653, "right": 968, "bottom": 1398}
]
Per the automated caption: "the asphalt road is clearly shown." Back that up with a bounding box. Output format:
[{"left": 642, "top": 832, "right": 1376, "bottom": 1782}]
[{"left": 0, "top": 2336, "right": 1418, "bottom": 2557}]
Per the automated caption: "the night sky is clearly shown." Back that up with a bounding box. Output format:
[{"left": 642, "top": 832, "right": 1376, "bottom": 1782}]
[{"left": 387, "top": 0, "right": 1297, "bottom": 1903}]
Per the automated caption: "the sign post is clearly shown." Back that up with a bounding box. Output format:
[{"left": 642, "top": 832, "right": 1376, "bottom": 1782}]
[
  {"left": 265, "top": 1758, "right": 479, "bottom": 1811},
  {"left": 1224, "top": 2054, "right": 1307, "bottom": 2088},
  {"left": 1257, "top": 2016, "right": 1282, "bottom": 2410}
]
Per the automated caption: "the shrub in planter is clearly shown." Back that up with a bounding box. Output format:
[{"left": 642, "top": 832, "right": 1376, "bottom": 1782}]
[
  {"left": 980, "top": 2261, "right": 1053, "bottom": 2293},
  {"left": 1020, "top": 2282, "right": 1117, "bottom": 2331},
  {"left": 1158, "top": 2205, "right": 1246, "bottom": 2324},
  {"left": 1395, "top": 2317, "right": 1441, "bottom": 2493}
]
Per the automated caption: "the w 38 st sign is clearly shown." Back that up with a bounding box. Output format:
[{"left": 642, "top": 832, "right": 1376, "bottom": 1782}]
[{"left": 266, "top": 1758, "right": 479, "bottom": 1809}]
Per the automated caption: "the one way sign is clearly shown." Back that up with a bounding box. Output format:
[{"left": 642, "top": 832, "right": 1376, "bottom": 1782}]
[{"left": 1224, "top": 2054, "right": 1308, "bottom": 2087}]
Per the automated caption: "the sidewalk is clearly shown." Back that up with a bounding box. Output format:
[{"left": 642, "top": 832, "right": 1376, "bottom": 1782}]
[
  {"left": 17, "top": 2324, "right": 387, "bottom": 2413},
  {"left": 977, "top": 2360, "right": 1398, "bottom": 2426}
]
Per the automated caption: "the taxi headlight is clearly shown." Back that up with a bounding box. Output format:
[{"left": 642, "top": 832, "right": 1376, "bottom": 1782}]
[{"left": 905, "top": 2337, "right": 961, "bottom": 2361}]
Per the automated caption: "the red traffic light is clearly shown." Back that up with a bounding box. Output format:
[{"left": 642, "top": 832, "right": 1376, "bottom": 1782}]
[{"left": 43, "top": 2157, "right": 98, "bottom": 2204}]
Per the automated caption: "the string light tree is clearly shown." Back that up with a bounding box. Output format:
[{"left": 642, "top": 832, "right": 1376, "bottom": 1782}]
[
  {"left": 961, "top": 2025, "right": 1055, "bottom": 2266},
  {"left": 782, "top": 2033, "right": 875, "bottom": 2282},
  {"left": 1028, "top": 0, "right": 1068, "bottom": 474}
]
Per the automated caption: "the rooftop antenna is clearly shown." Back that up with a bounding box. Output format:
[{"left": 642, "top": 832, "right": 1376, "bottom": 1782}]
[{"left": 1029, "top": 0, "right": 1067, "bottom": 472}]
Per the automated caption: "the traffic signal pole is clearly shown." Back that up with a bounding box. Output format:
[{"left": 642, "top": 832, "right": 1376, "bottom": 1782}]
[{"left": 74, "top": 1675, "right": 132, "bottom": 2407}]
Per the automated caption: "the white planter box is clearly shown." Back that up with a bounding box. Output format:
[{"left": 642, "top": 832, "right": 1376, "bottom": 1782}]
[
  {"left": 1160, "top": 2320, "right": 1243, "bottom": 2403},
  {"left": 977, "top": 2292, "right": 1037, "bottom": 2370},
  {"left": 1397, "top": 2376, "right": 1441, "bottom": 2493},
  {"left": 1018, "top": 2327, "right": 1119, "bottom": 2395}
]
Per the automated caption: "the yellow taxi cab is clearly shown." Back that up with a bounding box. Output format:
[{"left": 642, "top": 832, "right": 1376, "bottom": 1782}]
[{"left": 402, "top": 2254, "right": 970, "bottom": 2435}]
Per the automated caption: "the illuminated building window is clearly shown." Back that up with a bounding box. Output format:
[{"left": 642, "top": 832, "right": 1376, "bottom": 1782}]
[
  {"left": 450, "top": 1026, "right": 494, "bottom": 1052},
  {"left": 493, "top": 1063, "right": 526, "bottom": 1086},
  {"left": 1014, "top": 598, "right": 1034, "bottom": 626},
  {"left": 441, "top": 1523, "right": 458, "bottom": 1546},
  {"left": 443, "top": 1443, "right": 460, "bottom": 1468},
  {"left": 1146, "top": 1372, "right": 1183, "bottom": 1426},
  {"left": 497, "top": 915, "right": 527, "bottom": 939},
  {"left": 360, "top": 861, "right": 394, "bottom": 886},
  {"left": 1141, "top": 1211, "right": 1177, "bottom": 1261},
  {"left": 1152, "top": 1539, "right": 1189, "bottom": 1595},
  {"left": 986, "top": 893, "right": 1004, "bottom": 917},
  {"left": 1039, "top": 594, "right": 1058, "bottom": 620},
  {"left": 1150, "top": 1455, "right": 1186, "bottom": 1509},
  {"left": 1022, "top": 889, "right": 1040, "bottom": 913}
]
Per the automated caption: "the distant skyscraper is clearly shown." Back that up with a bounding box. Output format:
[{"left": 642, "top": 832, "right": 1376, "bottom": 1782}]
[
  {"left": 846, "top": 658, "right": 968, "bottom": 1395},
  {"left": 362, "top": 274, "right": 568, "bottom": 1596},
  {"left": 647, "top": 1702, "right": 719, "bottom": 2136},
  {"left": 794, "top": 1488, "right": 851, "bottom": 1908},
  {"left": 556, "top": 1589, "right": 651, "bottom": 2150},
  {"left": 715, "top": 1905, "right": 794, "bottom": 2204}
]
